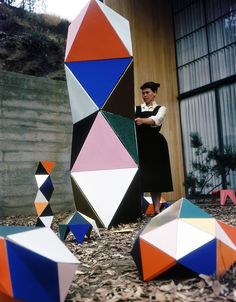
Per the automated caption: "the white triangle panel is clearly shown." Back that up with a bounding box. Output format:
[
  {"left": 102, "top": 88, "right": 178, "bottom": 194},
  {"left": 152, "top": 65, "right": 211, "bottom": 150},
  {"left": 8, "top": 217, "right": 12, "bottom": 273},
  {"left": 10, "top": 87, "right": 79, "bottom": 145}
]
[
  {"left": 65, "top": 66, "right": 98, "bottom": 124},
  {"left": 215, "top": 221, "right": 235, "bottom": 250},
  {"left": 176, "top": 220, "right": 215, "bottom": 260},
  {"left": 71, "top": 168, "right": 138, "bottom": 228},
  {"left": 96, "top": 0, "right": 132, "bottom": 55},
  {"left": 39, "top": 216, "right": 54, "bottom": 228},
  {"left": 35, "top": 175, "right": 49, "bottom": 188},
  {"left": 57, "top": 262, "right": 78, "bottom": 302},
  {"left": 140, "top": 219, "right": 178, "bottom": 258},
  {"left": 7, "top": 228, "right": 79, "bottom": 264},
  {"left": 34, "top": 190, "right": 48, "bottom": 203},
  {"left": 80, "top": 212, "right": 100, "bottom": 237},
  {"left": 141, "top": 199, "right": 182, "bottom": 236}
]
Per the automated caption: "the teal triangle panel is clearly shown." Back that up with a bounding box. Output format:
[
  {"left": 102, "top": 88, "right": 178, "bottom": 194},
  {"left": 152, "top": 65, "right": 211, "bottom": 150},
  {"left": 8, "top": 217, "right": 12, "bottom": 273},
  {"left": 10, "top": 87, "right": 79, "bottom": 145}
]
[
  {"left": 179, "top": 198, "right": 212, "bottom": 219},
  {"left": 102, "top": 111, "right": 139, "bottom": 164}
]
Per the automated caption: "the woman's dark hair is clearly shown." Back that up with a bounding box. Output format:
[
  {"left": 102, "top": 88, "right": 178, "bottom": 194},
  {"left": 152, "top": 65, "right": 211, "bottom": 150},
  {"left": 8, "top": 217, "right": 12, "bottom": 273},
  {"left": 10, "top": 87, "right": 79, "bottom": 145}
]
[{"left": 140, "top": 81, "right": 160, "bottom": 92}]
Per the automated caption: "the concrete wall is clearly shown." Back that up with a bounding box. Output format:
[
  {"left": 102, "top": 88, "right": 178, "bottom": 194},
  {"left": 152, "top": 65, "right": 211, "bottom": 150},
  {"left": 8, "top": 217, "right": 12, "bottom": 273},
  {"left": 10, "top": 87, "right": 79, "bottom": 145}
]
[{"left": 0, "top": 71, "right": 75, "bottom": 216}]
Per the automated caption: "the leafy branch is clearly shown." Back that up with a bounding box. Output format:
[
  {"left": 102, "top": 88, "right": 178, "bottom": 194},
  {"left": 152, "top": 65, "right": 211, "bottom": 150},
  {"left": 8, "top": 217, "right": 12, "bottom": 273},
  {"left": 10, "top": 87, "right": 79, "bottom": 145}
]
[{"left": 184, "top": 132, "right": 236, "bottom": 198}]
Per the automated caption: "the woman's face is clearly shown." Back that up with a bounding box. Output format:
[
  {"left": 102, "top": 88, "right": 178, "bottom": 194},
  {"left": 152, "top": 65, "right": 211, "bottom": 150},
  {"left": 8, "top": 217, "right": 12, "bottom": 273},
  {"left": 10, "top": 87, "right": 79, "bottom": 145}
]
[{"left": 142, "top": 88, "right": 157, "bottom": 105}]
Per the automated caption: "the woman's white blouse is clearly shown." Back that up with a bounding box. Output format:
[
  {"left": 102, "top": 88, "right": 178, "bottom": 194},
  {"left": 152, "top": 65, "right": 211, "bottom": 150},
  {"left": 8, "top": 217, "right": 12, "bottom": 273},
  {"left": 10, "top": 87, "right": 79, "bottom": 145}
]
[{"left": 140, "top": 101, "right": 167, "bottom": 126}]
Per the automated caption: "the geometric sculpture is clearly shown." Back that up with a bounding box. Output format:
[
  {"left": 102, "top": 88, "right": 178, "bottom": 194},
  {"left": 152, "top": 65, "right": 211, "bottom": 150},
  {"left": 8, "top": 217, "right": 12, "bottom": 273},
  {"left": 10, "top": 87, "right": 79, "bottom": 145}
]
[
  {"left": 0, "top": 226, "right": 79, "bottom": 302},
  {"left": 131, "top": 198, "right": 236, "bottom": 281},
  {"left": 211, "top": 189, "right": 236, "bottom": 206},
  {"left": 34, "top": 160, "right": 56, "bottom": 228},
  {"left": 59, "top": 211, "right": 100, "bottom": 244},
  {"left": 65, "top": 0, "right": 141, "bottom": 228},
  {"left": 142, "top": 196, "right": 170, "bottom": 216}
]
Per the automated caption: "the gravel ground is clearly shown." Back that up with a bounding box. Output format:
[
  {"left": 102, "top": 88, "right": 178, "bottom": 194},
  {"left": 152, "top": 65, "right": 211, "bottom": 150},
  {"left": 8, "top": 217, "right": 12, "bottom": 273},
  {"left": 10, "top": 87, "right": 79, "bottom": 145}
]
[{"left": 1, "top": 202, "right": 236, "bottom": 302}]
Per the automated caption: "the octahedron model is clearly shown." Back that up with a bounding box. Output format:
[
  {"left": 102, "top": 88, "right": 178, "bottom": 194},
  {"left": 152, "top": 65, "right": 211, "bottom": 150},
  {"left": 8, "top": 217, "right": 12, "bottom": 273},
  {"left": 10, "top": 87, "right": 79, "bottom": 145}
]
[
  {"left": 142, "top": 196, "right": 169, "bottom": 215},
  {"left": 0, "top": 226, "right": 79, "bottom": 302},
  {"left": 131, "top": 198, "right": 236, "bottom": 281},
  {"left": 59, "top": 211, "right": 100, "bottom": 244},
  {"left": 34, "top": 160, "right": 56, "bottom": 227},
  {"left": 65, "top": 0, "right": 141, "bottom": 228}
]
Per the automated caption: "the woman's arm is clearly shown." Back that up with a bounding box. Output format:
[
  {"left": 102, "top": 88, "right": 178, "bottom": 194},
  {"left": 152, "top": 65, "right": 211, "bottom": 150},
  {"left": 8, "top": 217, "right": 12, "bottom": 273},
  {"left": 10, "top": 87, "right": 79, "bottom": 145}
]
[{"left": 149, "top": 106, "right": 167, "bottom": 126}]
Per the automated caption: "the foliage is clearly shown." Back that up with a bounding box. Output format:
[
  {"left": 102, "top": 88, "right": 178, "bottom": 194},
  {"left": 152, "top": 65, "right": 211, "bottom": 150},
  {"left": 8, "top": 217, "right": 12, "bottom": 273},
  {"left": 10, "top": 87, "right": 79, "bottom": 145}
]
[
  {"left": 0, "top": 2, "right": 69, "bottom": 80},
  {"left": 184, "top": 132, "right": 236, "bottom": 197}
]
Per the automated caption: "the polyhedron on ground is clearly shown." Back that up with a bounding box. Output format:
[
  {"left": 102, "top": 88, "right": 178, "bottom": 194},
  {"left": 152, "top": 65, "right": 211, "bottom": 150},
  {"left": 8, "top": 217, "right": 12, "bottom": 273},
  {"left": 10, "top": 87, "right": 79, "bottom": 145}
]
[
  {"left": 0, "top": 226, "right": 79, "bottom": 302},
  {"left": 59, "top": 211, "right": 100, "bottom": 244},
  {"left": 142, "top": 196, "right": 169, "bottom": 215},
  {"left": 131, "top": 198, "right": 236, "bottom": 281},
  {"left": 65, "top": 0, "right": 141, "bottom": 228}
]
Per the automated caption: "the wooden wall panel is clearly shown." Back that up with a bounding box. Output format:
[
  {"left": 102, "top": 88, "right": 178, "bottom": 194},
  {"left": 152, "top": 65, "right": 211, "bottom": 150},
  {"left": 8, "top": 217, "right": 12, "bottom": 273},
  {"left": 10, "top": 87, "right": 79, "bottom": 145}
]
[{"left": 105, "top": 0, "right": 185, "bottom": 200}]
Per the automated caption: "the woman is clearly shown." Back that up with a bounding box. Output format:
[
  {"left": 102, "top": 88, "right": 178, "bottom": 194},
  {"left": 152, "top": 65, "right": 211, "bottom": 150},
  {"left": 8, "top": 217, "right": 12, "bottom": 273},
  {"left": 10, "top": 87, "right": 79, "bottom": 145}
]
[{"left": 135, "top": 81, "right": 173, "bottom": 214}]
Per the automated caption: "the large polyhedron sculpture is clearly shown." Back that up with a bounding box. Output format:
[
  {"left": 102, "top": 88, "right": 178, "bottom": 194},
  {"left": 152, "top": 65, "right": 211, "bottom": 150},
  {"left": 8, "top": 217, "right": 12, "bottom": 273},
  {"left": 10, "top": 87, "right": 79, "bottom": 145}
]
[
  {"left": 0, "top": 226, "right": 79, "bottom": 302},
  {"left": 131, "top": 198, "right": 236, "bottom": 281},
  {"left": 65, "top": 0, "right": 141, "bottom": 228}
]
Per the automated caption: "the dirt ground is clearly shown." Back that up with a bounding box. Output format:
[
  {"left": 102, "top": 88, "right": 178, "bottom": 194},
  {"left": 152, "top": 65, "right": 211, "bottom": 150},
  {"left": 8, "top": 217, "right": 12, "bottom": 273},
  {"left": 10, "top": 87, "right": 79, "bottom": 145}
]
[{"left": 1, "top": 202, "right": 236, "bottom": 302}]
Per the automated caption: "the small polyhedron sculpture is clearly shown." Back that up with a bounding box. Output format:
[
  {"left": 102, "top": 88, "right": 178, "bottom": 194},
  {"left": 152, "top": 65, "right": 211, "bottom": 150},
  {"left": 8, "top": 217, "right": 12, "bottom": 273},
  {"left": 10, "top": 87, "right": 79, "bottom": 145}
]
[
  {"left": 59, "top": 211, "right": 100, "bottom": 244},
  {"left": 131, "top": 198, "right": 236, "bottom": 281},
  {"left": 0, "top": 226, "right": 79, "bottom": 302}
]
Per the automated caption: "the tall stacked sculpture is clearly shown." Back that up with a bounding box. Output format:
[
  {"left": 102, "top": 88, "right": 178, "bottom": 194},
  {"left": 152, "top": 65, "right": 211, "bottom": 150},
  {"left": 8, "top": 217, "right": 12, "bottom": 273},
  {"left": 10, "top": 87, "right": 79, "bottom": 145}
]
[
  {"left": 34, "top": 161, "right": 56, "bottom": 227},
  {"left": 131, "top": 198, "right": 236, "bottom": 281},
  {"left": 65, "top": 0, "right": 141, "bottom": 228}
]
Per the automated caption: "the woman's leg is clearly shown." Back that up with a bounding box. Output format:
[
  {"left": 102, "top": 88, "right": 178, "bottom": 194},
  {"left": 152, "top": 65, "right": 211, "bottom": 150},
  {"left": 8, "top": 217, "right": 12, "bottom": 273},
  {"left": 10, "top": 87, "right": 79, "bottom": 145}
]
[{"left": 151, "top": 192, "right": 161, "bottom": 214}]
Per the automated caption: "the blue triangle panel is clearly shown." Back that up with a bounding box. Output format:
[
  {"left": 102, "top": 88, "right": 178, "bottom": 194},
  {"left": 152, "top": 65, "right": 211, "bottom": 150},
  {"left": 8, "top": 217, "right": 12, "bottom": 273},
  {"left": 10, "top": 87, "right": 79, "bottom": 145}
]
[
  {"left": 7, "top": 240, "right": 59, "bottom": 302},
  {"left": 40, "top": 176, "right": 54, "bottom": 201},
  {"left": 69, "top": 224, "right": 91, "bottom": 244},
  {"left": 65, "top": 58, "right": 132, "bottom": 108},
  {"left": 178, "top": 239, "right": 217, "bottom": 276}
]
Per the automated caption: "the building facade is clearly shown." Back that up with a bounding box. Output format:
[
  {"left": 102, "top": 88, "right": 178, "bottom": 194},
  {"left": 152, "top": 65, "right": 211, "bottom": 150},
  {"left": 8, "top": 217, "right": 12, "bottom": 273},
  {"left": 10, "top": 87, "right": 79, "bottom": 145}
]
[{"left": 105, "top": 0, "right": 236, "bottom": 198}]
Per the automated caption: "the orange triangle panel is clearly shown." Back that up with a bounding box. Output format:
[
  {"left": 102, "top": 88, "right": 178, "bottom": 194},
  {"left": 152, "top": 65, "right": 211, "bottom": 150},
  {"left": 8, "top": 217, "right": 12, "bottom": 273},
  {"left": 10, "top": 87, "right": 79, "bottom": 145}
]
[
  {"left": 65, "top": 0, "right": 130, "bottom": 62},
  {"left": 217, "top": 240, "right": 236, "bottom": 277},
  {"left": 217, "top": 220, "right": 236, "bottom": 246},
  {"left": 0, "top": 239, "right": 13, "bottom": 297},
  {"left": 140, "top": 239, "right": 176, "bottom": 281},
  {"left": 35, "top": 202, "right": 49, "bottom": 216},
  {"left": 40, "top": 161, "right": 56, "bottom": 175}
]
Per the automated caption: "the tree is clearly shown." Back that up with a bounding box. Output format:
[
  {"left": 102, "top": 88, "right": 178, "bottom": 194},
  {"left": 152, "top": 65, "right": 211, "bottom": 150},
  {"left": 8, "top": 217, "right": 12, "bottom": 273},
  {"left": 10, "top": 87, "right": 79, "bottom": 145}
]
[{"left": 184, "top": 132, "right": 236, "bottom": 198}]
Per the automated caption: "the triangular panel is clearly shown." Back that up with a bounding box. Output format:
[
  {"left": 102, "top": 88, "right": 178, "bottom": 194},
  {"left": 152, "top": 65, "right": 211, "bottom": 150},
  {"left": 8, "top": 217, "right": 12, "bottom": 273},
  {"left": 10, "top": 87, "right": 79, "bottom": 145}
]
[
  {"left": 140, "top": 219, "right": 178, "bottom": 259},
  {"left": 102, "top": 61, "right": 134, "bottom": 119},
  {"left": 40, "top": 161, "right": 56, "bottom": 175},
  {"left": 216, "top": 220, "right": 236, "bottom": 246},
  {"left": 97, "top": 0, "right": 132, "bottom": 55},
  {"left": 102, "top": 110, "right": 138, "bottom": 164},
  {"left": 65, "top": 66, "right": 98, "bottom": 124},
  {"left": 71, "top": 167, "right": 138, "bottom": 228},
  {"left": 66, "top": 57, "right": 132, "bottom": 109},
  {"left": 140, "top": 239, "right": 176, "bottom": 281},
  {"left": 71, "top": 178, "right": 103, "bottom": 227},
  {"left": 176, "top": 220, "right": 215, "bottom": 260},
  {"left": 0, "top": 238, "right": 13, "bottom": 297},
  {"left": 179, "top": 239, "right": 217, "bottom": 276},
  {"left": 71, "top": 112, "right": 137, "bottom": 172},
  {"left": 65, "top": 1, "right": 90, "bottom": 59},
  {"left": 65, "top": 0, "right": 130, "bottom": 62},
  {"left": 57, "top": 263, "right": 78, "bottom": 302},
  {"left": 217, "top": 240, "right": 236, "bottom": 276},
  {"left": 70, "top": 112, "right": 98, "bottom": 169},
  {"left": 179, "top": 198, "right": 212, "bottom": 219},
  {"left": 181, "top": 218, "right": 216, "bottom": 236}
]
